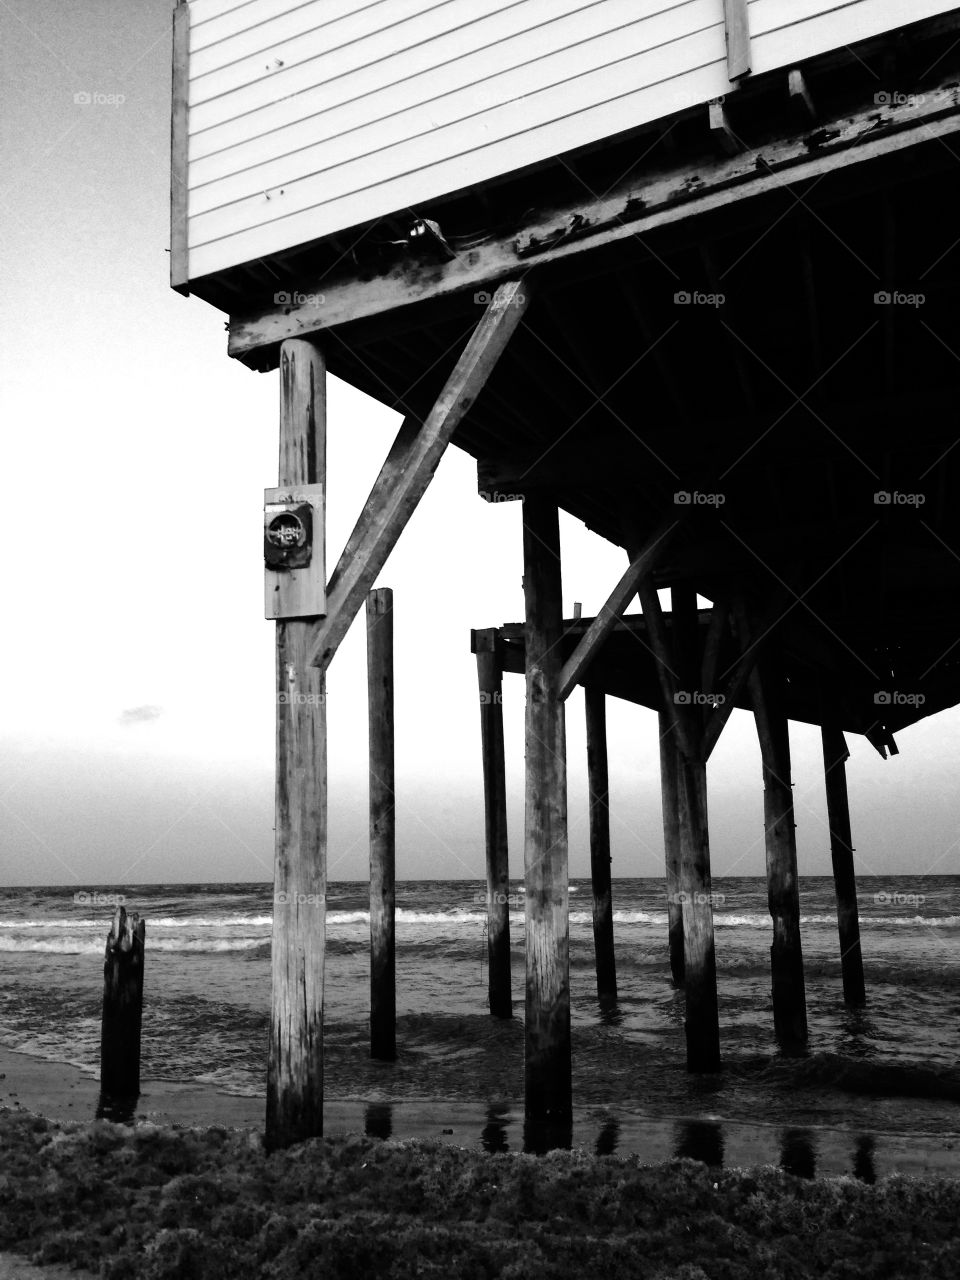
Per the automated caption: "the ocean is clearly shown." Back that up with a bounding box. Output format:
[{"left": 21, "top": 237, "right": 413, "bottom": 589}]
[{"left": 1, "top": 876, "right": 959, "bottom": 1170}]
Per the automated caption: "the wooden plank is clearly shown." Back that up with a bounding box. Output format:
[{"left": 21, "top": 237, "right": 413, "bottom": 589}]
[
  {"left": 723, "top": 0, "right": 751, "bottom": 79},
  {"left": 475, "top": 627, "right": 512, "bottom": 1019},
  {"left": 227, "top": 84, "right": 960, "bottom": 362},
  {"left": 658, "top": 712, "right": 685, "bottom": 986},
  {"left": 750, "top": 653, "right": 808, "bottom": 1050},
  {"left": 187, "top": 27, "right": 726, "bottom": 250},
  {"left": 367, "top": 587, "right": 396, "bottom": 1060},
  {"left": 558, "top": 517, "right": 680, "bottom": 700},
  {"left": 522, "top": 496, "right": 571, "bottom": 1126},
  {"left": 190, "top": 0, "right": 691, "bottom": 163},
  {"left": 821, "top": 718, "right": 866, "bottom": 1006},
  {"left": 585, "top": 686, "right": 616, "bottom": 1005},
  {"left": 307, "top": 279, "right": 529, "bottom": 671},
  {"left": 267, "top": 336, "right": 327, "bottom": 1151},
  {"left": 170, "top": 0, "right": 190, "bottom": 293}
]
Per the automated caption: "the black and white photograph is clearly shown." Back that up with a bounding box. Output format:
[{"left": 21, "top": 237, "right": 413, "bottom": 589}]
[{"left": 2, "top": 0, "right": 960, "bottom": 1275}]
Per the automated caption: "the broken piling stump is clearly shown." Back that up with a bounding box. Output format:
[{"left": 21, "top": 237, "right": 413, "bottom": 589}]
[{"left": 99, "top": 905, "right": 145, "bottom": 1099}]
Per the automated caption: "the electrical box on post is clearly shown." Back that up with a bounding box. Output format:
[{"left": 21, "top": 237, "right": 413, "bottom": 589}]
[{"left": 264, "top": 484, "right": 325, "bottom": 619}]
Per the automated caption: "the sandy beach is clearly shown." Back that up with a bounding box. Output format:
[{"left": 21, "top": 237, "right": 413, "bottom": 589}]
[{"left": 1, "top": 1047, "right": 960, "bottom": 1278}]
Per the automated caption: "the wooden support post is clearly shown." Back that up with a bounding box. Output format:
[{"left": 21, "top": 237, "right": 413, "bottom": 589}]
[
  {"left": 585, "top": 686, "right": 617, "bottom": 1004},
  {"left": 475, "top": 627, "right": 512, "bottom": 1018},
  {"left": 676, "top": 753, "right": 721, "bottom": 1070},
  {"left": 751, "top": 656, "right": 808, "bottom": 1049},
  {"left": 522, "top": 496, "right": 571, "bottom": 1124},
  {"left": 671, "top": 586, "right": 721, "bottom": 1072},
  {"left": 821, "top": 720, "right": 866, "bottom": 1006},
  {"left": 100, "top": 906, "right": 145, "bottom": 1098},
  {"left": 367, "top": 587, "right": 396, "bottom": 1059},
  {"left": 658, "top": 712, "right": 685, "bottom": 987},
  {"left": 267, "top": 338, "right": 327, "bottom": 1150}
]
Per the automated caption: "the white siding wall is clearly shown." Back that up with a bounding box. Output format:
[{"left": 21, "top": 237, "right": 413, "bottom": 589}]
[{"left": 181, "top": 0, "right": 954, "bottom": 282}]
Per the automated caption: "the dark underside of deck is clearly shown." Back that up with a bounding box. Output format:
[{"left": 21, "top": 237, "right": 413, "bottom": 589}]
[{"left": 192, "top": 14, "right": 960, "bottom": 748}]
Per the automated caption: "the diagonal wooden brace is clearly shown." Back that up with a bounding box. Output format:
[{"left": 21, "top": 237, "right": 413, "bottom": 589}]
[
  {"left": 307, "top": 280, "right": 530, "bottom": 671},
  {"left": 558, "top": 517, "right": 680, "bottom": 700}
]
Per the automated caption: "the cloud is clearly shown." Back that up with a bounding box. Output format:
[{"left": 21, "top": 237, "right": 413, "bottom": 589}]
[{"left": 118, "top": 705, "right": 163, "bottom": 726}]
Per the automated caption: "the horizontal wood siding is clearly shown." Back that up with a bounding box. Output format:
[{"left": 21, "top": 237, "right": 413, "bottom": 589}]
[
  {"left": 748, "top": 0, "right": 952, "bottom": 73},
  {"left": 180, "top": 0, "right": 957, "bottom": 283}
]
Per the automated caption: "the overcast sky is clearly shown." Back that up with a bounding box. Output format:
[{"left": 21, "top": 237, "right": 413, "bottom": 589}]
[{"left": 1, "top": 0, "right": 958, "bottom": 889}]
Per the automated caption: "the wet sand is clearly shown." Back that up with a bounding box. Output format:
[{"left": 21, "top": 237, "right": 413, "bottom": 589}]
[{"left": 3, "top": 1046, "right": 960, "bottom": 1277}]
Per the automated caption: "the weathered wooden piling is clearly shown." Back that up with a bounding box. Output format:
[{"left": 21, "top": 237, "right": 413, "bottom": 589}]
[
  {"left": 821, "top": 719, "right": 866, "bottom": 1005},
  {"left": 267, "top": 337, "right": 327, "bottom": 1150},
  {"left": 658, "top": 711, "right": 685, "bottom": 986},
  {"left": 676, "top": 753, "right": 721, "bottom": 1071},
  {"left": 367, "top": 586, "right": 397, "bottom": 1059},
  {"left": 100, "top": 905, "right": 145, "bottom": 1098},
  {"left": 474, "top": 627, "right": 512, "bottom": 1018},
  {"left": 522, "top": 495, "right": 571, "bottom": 1123},
  {"left": 585, "top": 685, "right": 617, "bottom": 1004},
  {"left": 750, "top": 656, "right": 808, "bottom": 1048},
  {"left": 636, "top": 562, "right": 719, "bottom": 1070}
]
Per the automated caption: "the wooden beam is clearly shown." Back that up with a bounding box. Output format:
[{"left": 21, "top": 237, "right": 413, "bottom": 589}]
[
  {"left": 267, "top": 338, "right": 327, "bottom": 1150},
  {"left": 821, "top": 718, "right": 866, "bottom": 1006},
  {"left": 788, "top": 69, "right": 817, "bottom": 122},
  {"left": 658, "top": 712, "right": 685, "bottom": 987},
  {"left": 585, "top": 686, "right": 617, "bottom": 1005},
  {"left": 228, "top": 85, "right": 960, "bottom": 364},
  {"left": 367, "top": 587, "right": 396, "bottom": 1061},
  {"left": 750, "top": 655, "right": 808, "bottom": 1050},
  {"left": 307, "top": 281, "right": 529, "bottom": 671},
  {"left": 702, "top": 589, "right": 791, "bottom": 761},
  {"left": 522, "top": 497, "right": 571, "bottom": 1125},
  {"left": 724, "top": 0, "right": 751, "bottom": 80},
  {"left": 169, "top": 1, "right": 190, "bottom": 294},
  {"left": 475, "top": 627, "right": 512, "bottom": 1019},
  {"left": 709, "top": 100, "right": 741, "bottom": 156},
  {"left": 634, "top": 577, "right": 699, "bottom": 764},
  {"left": 700, "top": 597, "right": 728, "bottom": 697},
  {"left": 559, "top": 517, "right": 679, "bottom": 699}
]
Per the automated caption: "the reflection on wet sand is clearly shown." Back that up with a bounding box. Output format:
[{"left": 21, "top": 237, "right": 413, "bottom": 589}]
[
  {"left": 364, "top": 1102, "right": 393, "bottom": 1141},
  {"left": 780, "top": 1128, "right": 817, "bottom": 1178},
  {"left": 524, "top": 1116, "right": 573, "bottom": 1155},
  {"left": 481, "top": 1105, "right": 510, "bottom": 1154},
  {"left": 675, "top": 1119, "right": 725, "bottom": 1167},
  {"left": 595, "top": 1117, "right": 620, "bottom": 1156},
  {"left": 96, "top": 1090, "right": 137, "bottom": 1125},
  {"left": 853, "top": 1134, "right": 877, "bottom": 1184}
]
